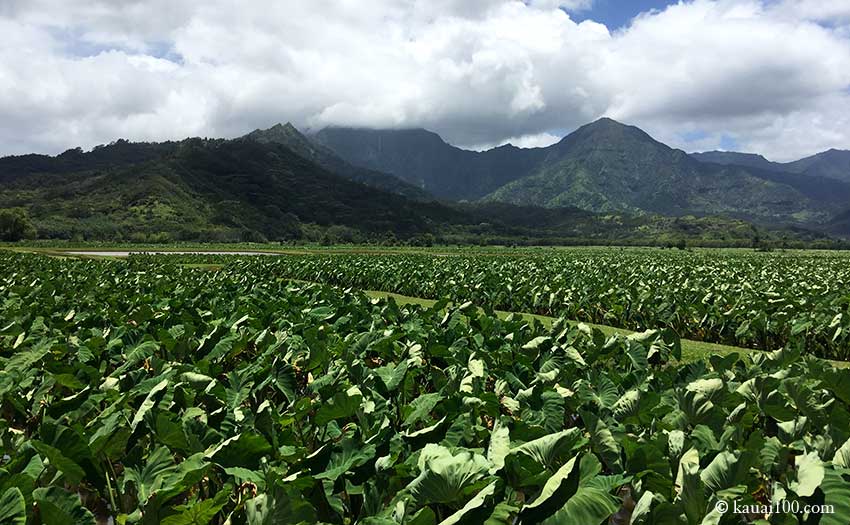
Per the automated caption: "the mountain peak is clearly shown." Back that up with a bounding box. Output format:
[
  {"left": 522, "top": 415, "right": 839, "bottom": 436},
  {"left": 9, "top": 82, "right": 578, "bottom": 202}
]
[
  {"left": 822, "top": 148, "right": 850, "bottom": 156},
  {"left": 262, "top": 121, "right": 299, "bottom": 133},
  {"left": 552, "top": 116, "right": 661, "bottom": 153},
  {"left": 244, "top": 122, "right": 307, "bottom": 144},
  {"left": 315, "top": 126, "right": 449, "bottom": 150},
  {"left": 584, "top": 117, "right": 630, "bottom": 130},
  {"left": 573, "top": 117, "right": 651, "bottom": 139},
  {"left": 592, "top": 116, "right": 621, "bottom": 125}
]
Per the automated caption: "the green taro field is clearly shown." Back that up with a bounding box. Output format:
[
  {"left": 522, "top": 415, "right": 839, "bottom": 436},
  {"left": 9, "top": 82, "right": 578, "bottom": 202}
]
[
  {"left": 1, "top": 249, "right": 850, "bottom": 524},
  {"left": 235, "top": 249, "right": 850, "bottom": 360}
]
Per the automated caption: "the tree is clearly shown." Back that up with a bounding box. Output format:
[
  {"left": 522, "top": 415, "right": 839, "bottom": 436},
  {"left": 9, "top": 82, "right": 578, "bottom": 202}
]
[{"left": 0, "top": 208, "right": 36, "bottom": 241}]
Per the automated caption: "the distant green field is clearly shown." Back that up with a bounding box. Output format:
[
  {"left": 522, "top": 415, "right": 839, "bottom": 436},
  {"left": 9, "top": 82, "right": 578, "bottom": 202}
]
[
  {"left": 10, "top": 244, "right": 850, "bottom": 360},
  {"left": 7, "top": 240, "right": 850, "bottom": 256},
  {"left": 213, "top": 247, "right": 850, "bottom": 360},
  {"left": 363, "top": 290, "right": 760, "bottom": 364}
]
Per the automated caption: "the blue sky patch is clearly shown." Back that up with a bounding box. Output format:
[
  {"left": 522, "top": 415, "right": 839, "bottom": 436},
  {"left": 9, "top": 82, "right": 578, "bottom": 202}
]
[
  {"left": 570, "top": 0, "right": 679, "bottom": 29},
  {"left": 719, "top": 134, "right": 739, "bottom": 151}
]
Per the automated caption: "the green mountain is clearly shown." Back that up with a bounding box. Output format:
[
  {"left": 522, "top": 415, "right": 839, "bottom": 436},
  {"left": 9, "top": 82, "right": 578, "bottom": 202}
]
[
  {"left": 0, "top": 138, "right": 465, "bottom": 242},
  {"left": 690, "top": 151, "right": 782, "bottom": 171},
  {"left": 487, "top": 119, "right": 850, "bottom": 223},
  {"left": 312, "top": 127, "right": 545, "bottom": 200},
  {"left": 0, "top": 126, "right": 840, "bottom": 247},
  {"left": 691, "top": 149, "right": 850, "bottom": 233},
  {"left": 244, "top": 123, "right": 432, "bottom": 200},
  {"left": 318, "top": 119, "right": 850, "bottom": 226},
  {"left": 454, "top": 202, "right": 832, "bottom": 247},
  {"left": 0, "top": 139, "right": 179, "bottom": 183},
  {"left": 693, "top": 148, "right": 850, "bottom": 184},
  {"left": 784, "top": 149, "right": 850, "bottom": 184}
]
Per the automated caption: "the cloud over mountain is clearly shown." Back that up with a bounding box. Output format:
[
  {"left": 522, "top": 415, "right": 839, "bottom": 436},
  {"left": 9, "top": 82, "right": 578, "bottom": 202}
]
[{"left": 1, "top": 0, "right": 849, "bottom": 161}]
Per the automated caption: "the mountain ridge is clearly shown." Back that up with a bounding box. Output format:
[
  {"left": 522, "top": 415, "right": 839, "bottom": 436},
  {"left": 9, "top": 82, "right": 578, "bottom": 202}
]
[
  {"left": 0, "top": 136, "right": 466, "bottom": 242},
  {"left": 312, "top": 126, "right": 547, "bottom": 200},
  {"left": 1, "top": 119, "right": 847, "bottom": 244},
  {"left": 692, "top": 148, "right": 850, "bottom": 185},
  {"left": 316, "top": 118, "right": 850, "bottom": 228},
  {"left": 244, "top": 123, "right": 433, "bottom": 200}
]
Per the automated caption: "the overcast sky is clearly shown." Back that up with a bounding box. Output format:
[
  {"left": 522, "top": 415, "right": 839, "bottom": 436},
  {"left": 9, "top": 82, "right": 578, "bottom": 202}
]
[{"left": 1, "top": 0, "right": 850, "bottom": 161}]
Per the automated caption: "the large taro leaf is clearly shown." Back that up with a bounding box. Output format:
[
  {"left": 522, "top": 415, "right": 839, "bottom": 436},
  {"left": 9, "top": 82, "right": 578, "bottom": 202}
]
[
  {"left": 629, "top": 491, "right": 684, "bottom": 525},
  {"left": 517, "top": 387, "right": 566, "bottom": 432},
  {"left": 32, "top": 486, "right": 95, "bottom": 525},
  {"left": 131, "top": 378, "right": 170, "bottom": 431},
  {"left": 403, "top": 416, "right": 449, "bottom": 450},
  {"left": 581, "top": 411, "right": 623, "bottom": 473},
  {"left": 404, "top": 392, "right": 445, "bottom": 428},
  {"left": 521, "top": 453, "right": 619, "bottom": 525},
  {"left": 522, "top": 336, "right": 552, "bottom": 352},
  {"left": 5, "top": 337, "right": 55, "bottom": 373},
  {"left": 205, "top": 432, "right": 272, "bottom": 470},
  {"left": 736, "top": 376, "right": 795, "bottom": 422},
  {"left": 820, "top": 368, "right": 850, "bottom": 406},
  {"left": 674, "top": 389, "right": 715, "bottom": 429},
  {"left": 315, "top": 386, "right": 363, "bottom": 427},
  {"left": 819, "top": 468, "right": 850, "bottom": 525},
  {"left": 270, "top": 361, "right": 297, "bottom": 403},
  {"left": 685, "top": 378, "right": 725, "bottom": 400},
  {"left": 30, "top": 440, "right": 86, "bottom": 486},
  {"left": 407, "top": 444, "right": 491, "bottom": 507},
  {"left": 122, "top": 447, "right": 178, "bottom": 502},
  {"left": 699, "top": 450, "right": 751, "bottom": 495},
  {"left": 38, "top": 418, "right": 93, "bottom": 467},
  {"left": 832, "top": 437, "right": 850, "bottom": 468},
  {"left": 518, "top": 455, "right": 581, "bottom": 524},
  {"left": 504, "top": 428, "right": 586, "bottom": 487},
  {"left": 245, "top": 484, "right": 318, "bottom": 525},
  {"left": 541, "top": 453, "right": 621, "bottom": 524},
  {"left": 0, "top": 488, "right": 26, "bottom": 525},
  {"left": 574, "top": 375, "right": 619, "bottom": 412},
  {"left": 624, "top": 340, "right": 649, "bottom": 371},
  {"left": 789, "top": 451, "right": 825, "bottom": 498},
  {"left": 111, "top": 340, "right": 159, "bottom": 377},
  {"left": 315, "top": 437, "right": 377, "bottom": 481},
  {"left": 539, "top": 487, "right": 620, "bottom": 525},
  {"left": 483, "top": 501, "right": 520, "bottom": 525},
  {"left": 160, "top": 487, "right": 231, "bottom": 525},
  {"left": 539, "top": 390, "right": 566, "bottom": 433},
  {"left": 373, "top": 360, "right": 408, "bottom": 392},
  {"left": 486, "top": 420, "right": 511, "bottom": 474},
  {"left": 123, "top": 449, "right": 210, "bottom": 515},
  {"left": 688, "top": 425, "right": 722, "bottom": 457},
  {"left": 621, "top": 434, "right": 672, "bottom": 496},
  {"left": 757, "top": 436, "right": 789, "bottom": 477},
  {"left": 88, "top": 409, "right": 133, "bottom": 459},
  {"left": 777, "top": 416, "right": 808, "bottom": 444},
  {"left": 675, "top": 448, "right": 705, "bottom": 525},
  {"left": 612, "top": 389, "right": 641, "bottom": 422},
  {"left": 439, "top": 481, "right": 498, "bottom": 525}
]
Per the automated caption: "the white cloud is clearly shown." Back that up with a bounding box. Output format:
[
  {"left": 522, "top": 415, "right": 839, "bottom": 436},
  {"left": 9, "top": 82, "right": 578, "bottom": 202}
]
[
  {"left": 527, "top": 0, "right": 594, "bottom": 11},
  {"left": 0, "top": 0, "right": 848, "bottom": 162},
  {"left": 469, "top": 131, "right": 563, "bottom": 150},
  {"left": 599, "top": 0, "right": 850, "bottom": 160},
  {"left": 772, "top": 0, "right": 850, "bottom": 23}
]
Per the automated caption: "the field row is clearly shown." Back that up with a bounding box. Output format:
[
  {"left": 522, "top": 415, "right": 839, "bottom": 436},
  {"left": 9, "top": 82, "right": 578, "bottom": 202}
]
[
  {"left": 1, "top": 252, "right": 850, "bottom": 523},
  {"left": 218, "top": 250, "right": 850, "bottom": 360}
]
